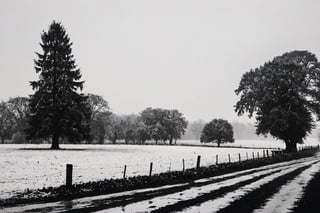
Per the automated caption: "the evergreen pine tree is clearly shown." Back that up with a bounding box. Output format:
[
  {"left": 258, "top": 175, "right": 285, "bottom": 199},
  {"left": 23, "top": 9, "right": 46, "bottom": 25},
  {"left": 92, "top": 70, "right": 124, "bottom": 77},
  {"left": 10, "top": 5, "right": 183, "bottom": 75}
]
[{"left": 26, "top": 21, "right": 91, "bottom": 149}]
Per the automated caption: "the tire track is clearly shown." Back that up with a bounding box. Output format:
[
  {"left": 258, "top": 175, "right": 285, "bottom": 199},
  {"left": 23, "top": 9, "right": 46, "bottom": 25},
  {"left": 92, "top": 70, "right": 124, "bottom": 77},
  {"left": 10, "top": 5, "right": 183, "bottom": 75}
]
[
  {"left": 180, "top": 160, "right": 319, "bottom": 213},
  {"left": 98, "top": 159, "right": 318, "bottom": 213},
  {"left": 253, "top": 161, "right": 320, "bottom": 213}
]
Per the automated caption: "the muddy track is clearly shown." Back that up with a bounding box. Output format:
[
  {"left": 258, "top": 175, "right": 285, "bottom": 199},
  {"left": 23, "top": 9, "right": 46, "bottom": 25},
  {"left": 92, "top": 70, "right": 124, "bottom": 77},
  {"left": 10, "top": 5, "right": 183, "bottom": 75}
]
[
  {"left": 2, "top": 156, "right": 320, "bottom": 213},
  {"left": 215, "top": 165, "right": 312, "bottom": 213},
  {"left": 290, "top": 168, "right": 320, "bottom": 213}
]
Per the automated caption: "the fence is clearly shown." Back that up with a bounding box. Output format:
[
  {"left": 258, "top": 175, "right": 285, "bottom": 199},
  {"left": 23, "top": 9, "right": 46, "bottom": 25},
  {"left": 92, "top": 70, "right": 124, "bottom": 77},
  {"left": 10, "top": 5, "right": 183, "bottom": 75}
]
[{"left": 64, "top": 144, "right": 320, "bottom": 187}]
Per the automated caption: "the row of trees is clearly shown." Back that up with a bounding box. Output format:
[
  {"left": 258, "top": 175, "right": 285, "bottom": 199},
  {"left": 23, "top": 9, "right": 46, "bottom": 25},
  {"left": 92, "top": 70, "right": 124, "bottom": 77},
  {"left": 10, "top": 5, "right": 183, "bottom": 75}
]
[
  {"left": 0, "top": 95, "right": 238, "bottom": 147},
  {"left": 21, "top": 21, "right": 188, "bottom": 149},
  {"left": 4, "top": 21, "right": 319, "bottom": 152},
  {"left": 103, "top": 108, "right": 188, "bottom": 145},
  {"left": 0, "top": 94, "right": 189, "bottom": 146},
  {"left": 0, "top": 95, "right": 236, "bottom": 147}
]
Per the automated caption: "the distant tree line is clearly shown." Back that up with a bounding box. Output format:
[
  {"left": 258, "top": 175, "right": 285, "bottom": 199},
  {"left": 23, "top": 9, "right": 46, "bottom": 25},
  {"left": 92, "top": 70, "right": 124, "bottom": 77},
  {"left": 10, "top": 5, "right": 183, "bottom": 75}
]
[
  {"left": 0, "top": 21, "right": 236, "bottom": 148},
  {"left": 3, "top": 21, "right": 317, "bottom": 152},
  {"left": 0, "top": 95, "right": 257, "bottom": 145},
  {"left": 0, "top": 96, "right": 254, "bottom": 146},
  {"left": 86, "top": 103, "right": 189, "bottom": 145},
  {"left": 0, "top": 94, "right": 189, "bottom": 146}
]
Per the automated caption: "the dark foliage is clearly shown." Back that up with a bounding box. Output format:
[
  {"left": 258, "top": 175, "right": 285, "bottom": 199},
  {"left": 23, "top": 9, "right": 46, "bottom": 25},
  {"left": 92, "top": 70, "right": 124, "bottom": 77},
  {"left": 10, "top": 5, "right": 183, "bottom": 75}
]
[
  {"left": 87, "top": 94, "right": 111, "bottom": 144},
  {"left": 140, "top": 108, "right": 188, "bottom": 145},
  {"left": 0, "top": 101, "right": 15, "bottom": 143},
  {"left": 26, "top": 21, "right": 91, "bottom": 149},
  {"left": 200, "top": 119, "right": 234, "bottom": 147},
  {"left": 235, "top": 51, "right": 320, "bottom": 152}
]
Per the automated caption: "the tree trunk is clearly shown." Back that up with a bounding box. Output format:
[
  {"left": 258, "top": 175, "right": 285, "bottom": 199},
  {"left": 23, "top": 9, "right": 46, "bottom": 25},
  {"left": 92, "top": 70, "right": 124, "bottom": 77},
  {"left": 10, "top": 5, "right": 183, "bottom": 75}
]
[
  {"left": 217, "top": 140, "right": 221, "bottom": 147},
  {"left": 112, "top": 137, "right": 116, "bottom": 144},
  {"left": 155, "top": 140, "right": 158, "bottom": 145},
  {"left": 112, "top": 133, "right": 117, "bottom": 144},
  {"left": 98, "top": 135, "right": 104, "bottom": 144},
  {"left": 98, "top": 127, "right": 105, "bottom": 144},
  {"left": 1, "top": 136, "right": 4, "bottom": 144},
  {"left": 285, "top": 139, "right": 297, "bottom": 152},
  {"left": 169, "top": 137, "right": 173, "bottom": 145},
  {"left": 51, "top": 133, "right": 60, "bottom": 149}
]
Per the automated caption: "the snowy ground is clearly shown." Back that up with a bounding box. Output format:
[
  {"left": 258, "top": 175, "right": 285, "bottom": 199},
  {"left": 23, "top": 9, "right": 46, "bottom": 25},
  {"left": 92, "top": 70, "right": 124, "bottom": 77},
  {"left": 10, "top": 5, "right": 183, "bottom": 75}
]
[
  {"left": 0, "top": 138, "right": 318, "bottom": 200},
  {"left": 2, "top": 154, "right": 319, "bottom": 213},
  {"left": 0, "top": 141, "right": 268, "bottom": 199}
]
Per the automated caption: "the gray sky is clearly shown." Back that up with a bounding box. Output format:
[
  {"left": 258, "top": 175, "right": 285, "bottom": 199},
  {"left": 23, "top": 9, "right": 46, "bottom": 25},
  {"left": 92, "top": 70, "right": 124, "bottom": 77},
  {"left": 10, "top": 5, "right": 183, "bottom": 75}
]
[{"left": 1, "top": 0, "right": 320, "bottom": 123}]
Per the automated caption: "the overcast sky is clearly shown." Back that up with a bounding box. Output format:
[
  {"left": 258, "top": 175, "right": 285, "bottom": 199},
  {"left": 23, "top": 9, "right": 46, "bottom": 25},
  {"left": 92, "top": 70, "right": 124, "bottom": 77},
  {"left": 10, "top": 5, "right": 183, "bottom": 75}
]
[{"left": 1, "top": 0, "right": 320, "bottom": 123}]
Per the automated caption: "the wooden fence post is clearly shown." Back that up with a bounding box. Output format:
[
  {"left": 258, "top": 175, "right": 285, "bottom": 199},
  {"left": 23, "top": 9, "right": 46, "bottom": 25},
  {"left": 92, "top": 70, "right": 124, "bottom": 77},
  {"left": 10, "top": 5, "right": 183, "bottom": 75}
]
[
  {"left": 66, "top": 164, "right": 73, "bottom": 188},
  {"left": 216, "top": 154, "right": 219, "bottom": 165},
  {"left": 252, "top": 152, "right": 255, "bottom": 160},
  {"left": 182, "top": 159, "right": 185, "bottom": 172},
  {"left": 228, "top": 154, "right": 231, "bottom": 163},
  {"left": 238, "top": 153, "right": 241, "bottom": 162},
  {"left": 263, "top": 150, "right": 265, "bottom": 158},
  {"left": 196, "top": 155, "right": 201, "bottom": 169},
  {"left": 266, "top": 150, "right": 269, "bottom": 158},
  {"left": 246, "top": 152, "right": 248, "bottom": 160},
  {"left": 123, "top": 165, "right": 127, "bottom": 179},
  {"left": 257, "top": 152, "right": 259, "bottom": 159},
  {"left": 149, "top": 162, "right": 153, "bottom": 177}
]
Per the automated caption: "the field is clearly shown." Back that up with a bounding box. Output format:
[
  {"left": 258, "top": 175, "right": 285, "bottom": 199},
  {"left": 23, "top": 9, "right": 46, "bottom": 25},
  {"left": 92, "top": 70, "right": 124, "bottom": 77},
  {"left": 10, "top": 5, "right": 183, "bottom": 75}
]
[
  {"left": 2, "top": 151, "right": 319, "bottom": 212},
  {"left": 0, "top": 139, "right": 318, "bottom": 202},
  {"left": 0, "top": 141, "right": 276, "bottom": 199}
]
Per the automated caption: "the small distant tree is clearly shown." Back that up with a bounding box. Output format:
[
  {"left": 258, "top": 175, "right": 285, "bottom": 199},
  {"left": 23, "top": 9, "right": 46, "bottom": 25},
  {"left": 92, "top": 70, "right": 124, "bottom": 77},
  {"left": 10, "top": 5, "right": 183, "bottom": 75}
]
[
  {"left": 151, "top": 122, "right": 168, "bottom": 144},
  {"left": 235, "top": 51, "right": 320, "bottom": 152},
  {"left": 140, "top": 107, "right": 187, "bottom": 144},
  {"left": 0, "top": 101, "right": 15, "bottom": 143},
  {"left": 121, "top": 114, "right": 138, "bottom": 144},
  {"left": 200, "top": 119, "right": 234, "bottom": 147},
  {"left": 27, "top": 21, "right": 91, "bottom": 149},
  {"left": 105, "top": 114, "right": 125, "bottom": 144},
  {"left": 135, "top": 120, "right": 150, "bottom": 144},
  {"left": 163, "top": 109, "right": 188, "bottom": 144},
  {"left": 87, "top": 94, "right": 111, "bottom": 144},
  {"left": 7, "top": 97, "right": 29, "bottom": 143},
  {"left": 140, "top": 108, "right": 164, "bottom": 144}
]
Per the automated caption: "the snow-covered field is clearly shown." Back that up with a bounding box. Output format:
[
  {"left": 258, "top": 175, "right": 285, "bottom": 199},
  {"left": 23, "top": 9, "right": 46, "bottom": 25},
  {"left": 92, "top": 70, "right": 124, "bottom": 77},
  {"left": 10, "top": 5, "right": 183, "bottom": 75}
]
[
  {"left": 0, "top": 138, "right": 318, "bottom": 200},
  {"left": 3, "top": 154, "right": 319, "bottom": 213}
]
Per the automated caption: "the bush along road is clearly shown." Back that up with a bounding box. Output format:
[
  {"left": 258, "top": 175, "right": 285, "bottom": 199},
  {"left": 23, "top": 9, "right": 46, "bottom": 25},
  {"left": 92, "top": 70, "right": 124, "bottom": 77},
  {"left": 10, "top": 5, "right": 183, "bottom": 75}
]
[{"left": 1, "top": 148, "right": 319, "bottom": 212}]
